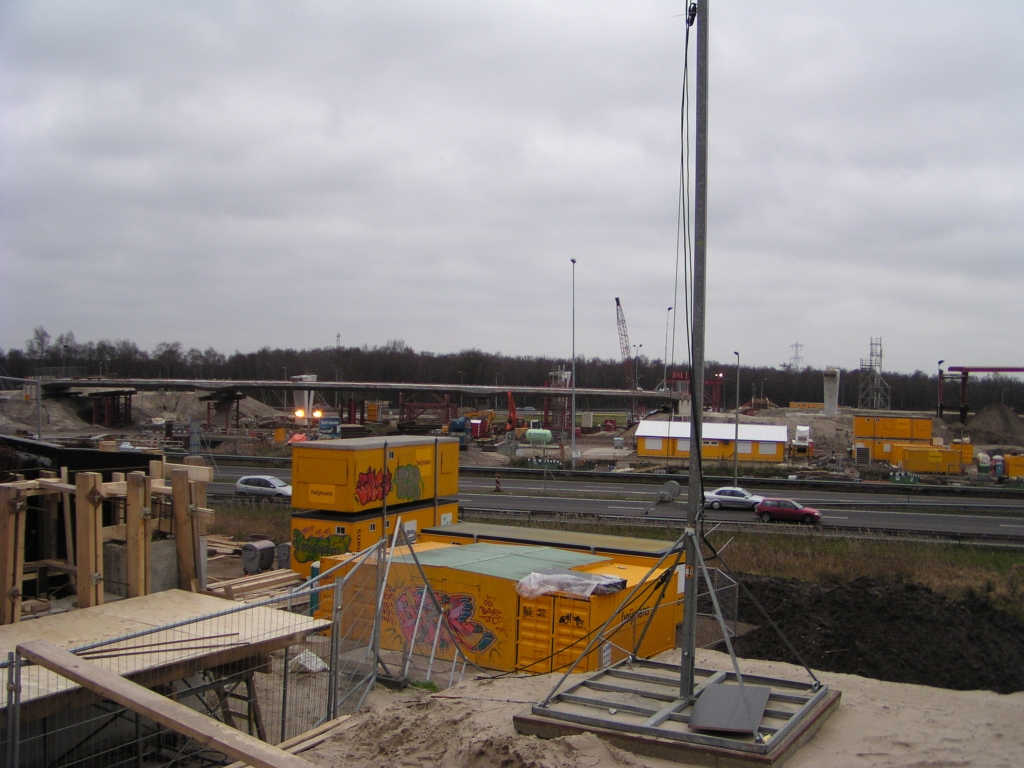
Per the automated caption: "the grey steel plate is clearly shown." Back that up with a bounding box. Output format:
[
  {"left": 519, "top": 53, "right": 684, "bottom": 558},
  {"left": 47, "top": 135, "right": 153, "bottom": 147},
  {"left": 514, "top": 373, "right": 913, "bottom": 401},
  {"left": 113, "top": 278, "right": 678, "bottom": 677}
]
[{"left": 688, "top": 682, "right": 771, "bottom": 735}]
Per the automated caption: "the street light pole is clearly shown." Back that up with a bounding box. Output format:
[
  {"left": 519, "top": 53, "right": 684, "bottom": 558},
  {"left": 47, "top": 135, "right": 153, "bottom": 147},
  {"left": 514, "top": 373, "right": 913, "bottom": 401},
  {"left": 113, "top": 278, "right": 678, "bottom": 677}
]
[
  {"left": 662, "top": 307, "right": 673, "bottom": 390},
  {"left": 570, "top": 258, "right": 577, "bottom": 470},
  {"left": 733, "top": 351, "right": 740, "bottom": 487}
]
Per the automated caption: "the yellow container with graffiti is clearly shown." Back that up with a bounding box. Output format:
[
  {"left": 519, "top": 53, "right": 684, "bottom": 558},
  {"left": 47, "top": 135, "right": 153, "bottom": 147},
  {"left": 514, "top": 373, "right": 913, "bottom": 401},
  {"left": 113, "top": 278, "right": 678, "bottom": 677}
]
[
  {"left": 317, "top": 542, "right": 679, "bottom": 675},
  {"left": 291, "top": 435, "right": 460, "bottom": 514},
  {"left": 289, "top": 500, "right": 459, "bottom": 577}
]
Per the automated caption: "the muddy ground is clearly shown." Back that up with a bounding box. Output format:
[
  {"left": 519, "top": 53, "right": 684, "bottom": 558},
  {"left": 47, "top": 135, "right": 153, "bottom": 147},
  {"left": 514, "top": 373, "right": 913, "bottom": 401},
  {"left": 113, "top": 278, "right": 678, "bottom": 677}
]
[{"left": 716, "top": 575, "right": 1024, "bottom": 694}]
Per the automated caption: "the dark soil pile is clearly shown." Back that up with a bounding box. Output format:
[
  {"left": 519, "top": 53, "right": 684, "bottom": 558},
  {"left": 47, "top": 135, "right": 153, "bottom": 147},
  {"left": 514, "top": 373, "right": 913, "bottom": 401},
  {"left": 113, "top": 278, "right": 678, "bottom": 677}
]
[
  {"left": 964, "top": 402, "right": 1024, "bottom": 446},
  {"left": 716, "top": 575, "right": 1024, "bottom": 694}
]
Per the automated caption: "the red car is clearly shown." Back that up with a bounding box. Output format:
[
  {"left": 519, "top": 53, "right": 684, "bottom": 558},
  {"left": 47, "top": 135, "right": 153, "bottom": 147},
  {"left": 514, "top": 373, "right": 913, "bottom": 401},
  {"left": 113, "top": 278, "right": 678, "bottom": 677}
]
[{"left": 755, "top": 498, "right": 821, "bottom": 525}]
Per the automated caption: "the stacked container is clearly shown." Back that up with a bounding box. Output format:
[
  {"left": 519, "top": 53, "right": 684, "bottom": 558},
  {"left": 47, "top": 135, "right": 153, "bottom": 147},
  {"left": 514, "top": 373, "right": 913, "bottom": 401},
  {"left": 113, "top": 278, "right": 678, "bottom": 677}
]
[{"left": 289, "top": 435, "right": 460, "bottom": 575}]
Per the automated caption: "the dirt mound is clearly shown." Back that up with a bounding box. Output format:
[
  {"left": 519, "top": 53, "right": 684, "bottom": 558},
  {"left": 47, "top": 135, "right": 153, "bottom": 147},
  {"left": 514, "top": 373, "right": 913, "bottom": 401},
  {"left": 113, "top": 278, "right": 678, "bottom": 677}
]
[
  {"left": 965, "top": 403, "right": 1024, "bottom": 446},
  {"left": 717, "top": 575, "right": 1024, "bottom": 693},
  {"left": 134, "top": 391, "right": 282, "bottom": 423}
]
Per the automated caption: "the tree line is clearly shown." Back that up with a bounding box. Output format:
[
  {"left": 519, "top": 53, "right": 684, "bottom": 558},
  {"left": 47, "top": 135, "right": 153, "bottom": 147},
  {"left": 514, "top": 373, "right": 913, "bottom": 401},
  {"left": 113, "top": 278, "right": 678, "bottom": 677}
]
[{"left": 1, "top": 327, "right": 1021, "bottom": 415}]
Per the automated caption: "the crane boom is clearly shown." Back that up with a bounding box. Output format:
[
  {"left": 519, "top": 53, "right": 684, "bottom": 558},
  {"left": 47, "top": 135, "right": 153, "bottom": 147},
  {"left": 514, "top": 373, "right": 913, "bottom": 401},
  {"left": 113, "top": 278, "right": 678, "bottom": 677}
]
[{"left": 615, "top": 297, "right": 635, "bottom": 390}]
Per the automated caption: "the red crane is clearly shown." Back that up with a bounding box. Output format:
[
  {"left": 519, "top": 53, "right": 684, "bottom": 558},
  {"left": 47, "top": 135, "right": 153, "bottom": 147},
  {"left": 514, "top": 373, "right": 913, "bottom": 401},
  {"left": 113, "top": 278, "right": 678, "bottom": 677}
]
[{"left": 615, "top": 297, "right": 635, "bottom": 390}]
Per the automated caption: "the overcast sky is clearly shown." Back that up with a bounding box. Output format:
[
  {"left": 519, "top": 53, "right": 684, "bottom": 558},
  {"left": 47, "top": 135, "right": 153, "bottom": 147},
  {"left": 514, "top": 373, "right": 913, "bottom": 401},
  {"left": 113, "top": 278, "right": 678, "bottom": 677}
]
[{"left": 2, "top": 1, "right": 1022, "bottom": 374}]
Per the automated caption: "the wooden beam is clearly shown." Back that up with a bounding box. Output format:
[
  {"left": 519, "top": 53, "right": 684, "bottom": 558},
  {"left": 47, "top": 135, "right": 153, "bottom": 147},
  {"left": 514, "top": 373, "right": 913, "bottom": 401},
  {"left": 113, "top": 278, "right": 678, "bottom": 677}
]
[
  {"left": 75, "top": 472, "right": 105, "bottom": 608},
  {"left": 37, "top": 478, "right": 76, "bottom": 494},
  {"left": 164, "top": 463, "right": 214, "bottom": 482},
  {"left": 39, "top": 471, "right": 59, "bottom": 562},
  {"left": 125, "top": 472, "right": 148, "bottom": 598},
  {"left": 16, "top": 640, "right": 317, "bottom": 768},
  {"left": 0, "top": 486, "right": 26, "bottom": 624},
  {"left": 101, "top": 524, "right": 127, "bottom": 542},
  {"left": 101, "top": 481, "right": 128, "bottom": 498},
  {"left": 149, "top": 459, "right": 164, "bottom": 481},
  {"left": 172, "top": 469, "right": 195, "bottom": 591},
  {"left": 60, "top": 467, "right": 76, "bottom": 590}
]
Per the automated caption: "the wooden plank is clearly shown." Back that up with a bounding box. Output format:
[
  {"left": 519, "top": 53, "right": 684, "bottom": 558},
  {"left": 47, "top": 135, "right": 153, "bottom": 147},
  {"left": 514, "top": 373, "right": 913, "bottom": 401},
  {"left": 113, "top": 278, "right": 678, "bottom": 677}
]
[
  {"left": 125, "top": 472, "right": 148, "bottom": 598},
  {"left": 36, "top": 478, "right": 76, "bottom": 494},
  {"left": 222, "top": 715, "right": 353, "bottom": 768},
  {"left": 164, "top": 463, "right": 214, "bottom": 482},
  {"left": 172, "top": 469, "right": 196, "bottom": 591},
  {"left": 101, "top": 481, "right": 128, "bottom": 498},
  {"left": 75, "top": 472, "right": 104, "bottom": 608},
  {"left": 149, "top": 459, "right": 164, "bottom": 481},
  {"left": 102, "top": 524, "right": 127, "bottom": 542},
  {"left": 16, "top": 640, "right": 317, "bottom": 768}
]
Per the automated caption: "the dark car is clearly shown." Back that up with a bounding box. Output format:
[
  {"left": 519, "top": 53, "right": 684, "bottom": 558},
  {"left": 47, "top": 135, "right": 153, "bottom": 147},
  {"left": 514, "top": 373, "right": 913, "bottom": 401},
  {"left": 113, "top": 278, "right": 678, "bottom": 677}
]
[{"left": 755, "top": 498, "right": 821, "bottom": 525}]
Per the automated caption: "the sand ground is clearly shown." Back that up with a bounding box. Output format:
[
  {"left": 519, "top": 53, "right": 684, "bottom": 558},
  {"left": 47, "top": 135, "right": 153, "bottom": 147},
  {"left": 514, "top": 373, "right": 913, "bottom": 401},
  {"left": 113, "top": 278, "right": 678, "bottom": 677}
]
[{"left": 305, "top": 648, "right": 1024, "bottom": 768}]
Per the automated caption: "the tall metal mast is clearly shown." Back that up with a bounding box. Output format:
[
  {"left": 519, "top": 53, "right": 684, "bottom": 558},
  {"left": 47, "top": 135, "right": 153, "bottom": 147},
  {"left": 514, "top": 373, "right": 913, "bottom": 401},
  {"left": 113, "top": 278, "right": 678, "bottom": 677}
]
[{"left": 680, "top": 0, "right": 709, "bottom": 699}]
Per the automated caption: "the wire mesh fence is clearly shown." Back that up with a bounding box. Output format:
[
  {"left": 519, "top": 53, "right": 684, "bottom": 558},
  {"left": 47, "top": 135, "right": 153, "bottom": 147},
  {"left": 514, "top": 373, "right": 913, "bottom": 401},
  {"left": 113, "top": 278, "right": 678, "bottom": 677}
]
[
  {"left": 1, "top": 541, "right": 385, "bottom": 768},
  {"left": 0, "top": 524, "right": 493, "bottom": 768}
]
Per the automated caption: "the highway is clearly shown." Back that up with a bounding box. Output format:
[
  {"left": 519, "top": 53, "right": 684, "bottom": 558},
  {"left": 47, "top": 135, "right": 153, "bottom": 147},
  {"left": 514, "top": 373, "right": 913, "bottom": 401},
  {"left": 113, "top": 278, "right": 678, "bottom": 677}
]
[{"left": 205, "top": 463, "right": 1024, "bottom": 542}]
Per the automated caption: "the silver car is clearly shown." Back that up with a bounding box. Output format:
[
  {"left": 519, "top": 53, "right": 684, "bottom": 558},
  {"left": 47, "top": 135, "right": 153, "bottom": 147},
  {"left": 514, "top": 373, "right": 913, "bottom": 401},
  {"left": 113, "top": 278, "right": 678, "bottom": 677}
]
[
  {"left": 703, "top": 486, "right": 764, "bottom": 510},
  {"left": 235, "top": 475, "right": 292, "bottom": 499}
]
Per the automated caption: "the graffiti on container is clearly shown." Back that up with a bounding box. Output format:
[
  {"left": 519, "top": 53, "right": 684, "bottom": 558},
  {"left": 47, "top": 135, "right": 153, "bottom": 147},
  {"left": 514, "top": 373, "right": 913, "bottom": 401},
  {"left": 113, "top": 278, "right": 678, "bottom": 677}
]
[
  {"left": 558, "top": 612, "right": 585, "bottom": 628},
  {"left": 393, "top": 586, "right": 496, "bottom": 653},
  {"left": 354, "top": 466, "right": 392, "bottom": 505},
  {"left": 292, "top": 529, "right": 351, "bottom": 563},
  {"left": 394, "top": 463, "right": 423, "bottom": 501},
  {"left": 478, "top": 595, "right": 508, "bottom": 635}
]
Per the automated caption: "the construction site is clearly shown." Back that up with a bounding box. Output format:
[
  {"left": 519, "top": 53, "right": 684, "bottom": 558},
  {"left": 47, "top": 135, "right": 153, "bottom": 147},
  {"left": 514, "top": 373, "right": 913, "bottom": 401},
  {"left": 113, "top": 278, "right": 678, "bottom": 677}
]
[{"left": 3, "top": 1, "right": 1024, "bottom": 766}]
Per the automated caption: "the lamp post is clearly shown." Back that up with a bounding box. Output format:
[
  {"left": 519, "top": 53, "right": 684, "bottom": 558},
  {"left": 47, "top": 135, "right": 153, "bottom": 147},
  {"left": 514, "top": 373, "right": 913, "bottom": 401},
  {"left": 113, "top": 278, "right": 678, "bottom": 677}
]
[
  {"left": 458, "top": 370, "right": 463, "bottom": 409},
  {"left": 733, "top": 351, "right": 740, "bottom": 487},
  {"left": 937, "top": 360, "right": 945, "bottom": 418},
  {"left": 662, "top": 307, "right": 672, "bottom": 390},
  {"left": 571, "top": 258, "right": 577, "bottom": 470},
  {"left": 633, "top": 344, "right": 643, "bottom": 388}
]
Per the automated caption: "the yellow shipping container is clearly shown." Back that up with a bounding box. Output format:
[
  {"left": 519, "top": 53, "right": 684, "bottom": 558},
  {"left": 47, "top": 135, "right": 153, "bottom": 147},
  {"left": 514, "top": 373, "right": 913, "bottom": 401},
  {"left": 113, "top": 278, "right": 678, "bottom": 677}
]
[
  {"left": 1004, "top": 455, "right": 1024, "bottom": 479},
  {"left": 291, "top": 435, "right": 459, "bottom": 514},
  {"left": 318, "top": 542, "right": 680, "bottom": 675},
  {"left": 289, "top": 500, "right": 459, "bottom": 577},
  {"left": 853, "top": 416, "right": 932, "bottom": 442},
  {"left": 892, "top": 445, "right": 962, "bottom": 475}
]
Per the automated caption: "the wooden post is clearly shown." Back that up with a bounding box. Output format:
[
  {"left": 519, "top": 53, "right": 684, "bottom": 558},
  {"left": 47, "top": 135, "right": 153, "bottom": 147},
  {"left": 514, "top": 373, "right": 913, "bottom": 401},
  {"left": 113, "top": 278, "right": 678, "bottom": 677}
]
[
  {"left": 60, "top": 467, "right": 76, "bottom": 589},
  {"left": 40, "top": 470, "right": 59, "bottom": 561},
  {"left": 75, "top": 472, "right": 105, "bottom": 608},
  {"left": 172, "top": 469, "right": 195, "bottom": 591},
  {"left": 125, "top": 472, "right": 149, "bottom": 598},
  {"left": 144, "top": 474, "right": 155, "bottom": 595},
  {"left": 0, "top": 486, "right": 26, "bottom": 624}
]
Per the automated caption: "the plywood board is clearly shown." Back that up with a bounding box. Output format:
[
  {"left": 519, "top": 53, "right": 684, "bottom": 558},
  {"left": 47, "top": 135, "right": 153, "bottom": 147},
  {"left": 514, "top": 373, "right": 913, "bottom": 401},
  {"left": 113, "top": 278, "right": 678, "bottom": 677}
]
[
  {"left": 0, "top": 590, "right": 329, "bottom": 712},
  {"left": 18, "top": 640, "right": 316, "bottom": 768}
]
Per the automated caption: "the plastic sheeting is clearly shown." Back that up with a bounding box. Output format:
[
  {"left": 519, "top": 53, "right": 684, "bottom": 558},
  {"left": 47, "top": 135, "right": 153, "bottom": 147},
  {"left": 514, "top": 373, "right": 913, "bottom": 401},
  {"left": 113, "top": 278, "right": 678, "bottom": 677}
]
[{"left": 516, "top": 569, "right": 627, "bottom": 599}]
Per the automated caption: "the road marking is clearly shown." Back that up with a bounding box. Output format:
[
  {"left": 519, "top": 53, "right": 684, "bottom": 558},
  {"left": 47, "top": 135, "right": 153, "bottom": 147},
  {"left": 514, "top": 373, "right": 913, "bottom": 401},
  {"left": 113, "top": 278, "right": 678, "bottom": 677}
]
[
  {"left": 822, "top": 515, "right": 848, "bottom": 520},
  {"left": 609, "top": 505, "right": 648, "bottom": 510},
  {"left": 999, "top": 524, "right": 1024, "bottom": 528}
]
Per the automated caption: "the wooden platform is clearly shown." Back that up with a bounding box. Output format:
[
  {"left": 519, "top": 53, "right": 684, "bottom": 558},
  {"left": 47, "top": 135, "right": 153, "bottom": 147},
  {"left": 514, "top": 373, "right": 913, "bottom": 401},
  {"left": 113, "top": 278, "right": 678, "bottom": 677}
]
[{"left": 0, "top": 589, "right": 329, "bottom": 722}]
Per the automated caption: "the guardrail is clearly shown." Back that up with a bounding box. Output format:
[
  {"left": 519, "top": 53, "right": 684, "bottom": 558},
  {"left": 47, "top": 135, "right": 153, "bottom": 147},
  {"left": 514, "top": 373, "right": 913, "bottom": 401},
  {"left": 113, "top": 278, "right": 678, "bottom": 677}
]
[
  {"left": 458, "top": 507, "right": 1024, "bottom": 546},
  {"left": 182, "top": 452, "right": 1024, "bottom": 499}
]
